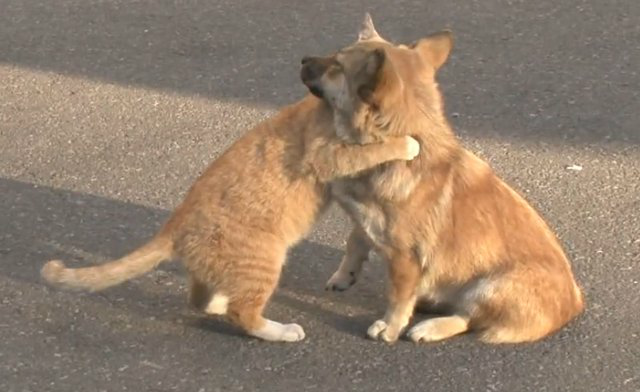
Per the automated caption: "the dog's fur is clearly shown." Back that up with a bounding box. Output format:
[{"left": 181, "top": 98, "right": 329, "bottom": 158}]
[
  {"left": 301, "top": 14, "right": 584, "bottom": 344},
  {"left": 41, "top": 94, "right": 421, "bottom": 342}
]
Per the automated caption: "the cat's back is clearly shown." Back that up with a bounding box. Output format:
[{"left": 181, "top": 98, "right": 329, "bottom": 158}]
[{"left": 167, "top": 96, "right": 328, "bottom": 244}]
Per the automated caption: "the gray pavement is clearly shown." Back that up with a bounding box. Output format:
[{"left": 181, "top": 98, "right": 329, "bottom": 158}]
[{"left": 1, "top": 1, "right": 639, "bottom": 391}]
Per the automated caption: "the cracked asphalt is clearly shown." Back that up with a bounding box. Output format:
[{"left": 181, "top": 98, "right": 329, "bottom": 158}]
[{"left": 1, "top": 0, "right": 639, "bottom": 391}]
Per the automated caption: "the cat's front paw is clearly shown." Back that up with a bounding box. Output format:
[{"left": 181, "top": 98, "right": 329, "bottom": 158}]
[{"left": 402, "top": 136, "right": 420, "bottom": 161}]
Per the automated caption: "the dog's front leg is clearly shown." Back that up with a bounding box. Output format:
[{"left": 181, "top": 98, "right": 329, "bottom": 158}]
[
  {"left": 367, "top": 250, "right": 420, "bottom": 343},
  {"left": 326, "top": 226, "right": 371, "bottom": 291}
]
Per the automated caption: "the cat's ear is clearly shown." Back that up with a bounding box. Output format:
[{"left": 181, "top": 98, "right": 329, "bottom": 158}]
[{"left": 357, "top": 13, "right": 381, "bottom": 42}]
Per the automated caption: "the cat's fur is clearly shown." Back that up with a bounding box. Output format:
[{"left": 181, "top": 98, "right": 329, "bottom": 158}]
[{"left": 41, "top": 94, "right": 420, "bottom": 342}]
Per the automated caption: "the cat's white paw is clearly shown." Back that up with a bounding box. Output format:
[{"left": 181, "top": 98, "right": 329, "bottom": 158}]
[
  {"left": 250, "top": 320, "right": 306, "bottom": 342},
  {"left": 403, "top": 136, "right": 421, "bottom": 160}
]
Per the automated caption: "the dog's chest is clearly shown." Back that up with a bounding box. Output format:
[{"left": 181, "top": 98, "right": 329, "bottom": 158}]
[
  {"left": 331, "top": 176, "right": 389, "bottom": 247},
  {"left": 332, "top": 163, "right": 418, "bottom": 247}
]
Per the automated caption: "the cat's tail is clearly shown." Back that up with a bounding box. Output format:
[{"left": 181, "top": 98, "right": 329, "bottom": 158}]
[{"left": 41, "top": 233, "right": 174, "bottom": 292}]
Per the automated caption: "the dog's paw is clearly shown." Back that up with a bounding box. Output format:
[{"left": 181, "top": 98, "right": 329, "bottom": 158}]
[
  {"left": 367, "top": 320, "right": 401, "bottom": 343},
  {"left": 406, "top": 316, "right": 468, "bottom": 343},
  {"left": 367, "top": 319, "right": 388, "bottom": 339},
  {"left": 407, "top": 320, "right": 439, "bottom": 343},
  {"left": 325, "top": 270, "right": 356, "bottom": 292},
  {"left": 403, "top": 136, "right": 420, "bottom": 160}
]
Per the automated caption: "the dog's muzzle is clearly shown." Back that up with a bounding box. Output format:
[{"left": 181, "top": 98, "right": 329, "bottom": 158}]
[{"left": 300, "top": 56, "right": 327, "bottom": 98}]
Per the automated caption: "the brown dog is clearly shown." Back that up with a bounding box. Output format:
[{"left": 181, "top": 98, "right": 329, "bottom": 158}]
[
  {"left": 41, "top": 92, "right": 421, "bottom": 342},
  {"left": 301, "top": 14, "right": 584, "bottom": 344}
]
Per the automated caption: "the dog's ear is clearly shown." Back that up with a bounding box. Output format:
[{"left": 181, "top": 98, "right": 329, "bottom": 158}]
[
  {"left": 412, "top": 30, "right": 453, "bottom": 71},
  {"left": 357, "top": 12, "right": 381, "bottom": 42},
  {"left": 356, "top": 48, "right": 402, "bottom": 107}
]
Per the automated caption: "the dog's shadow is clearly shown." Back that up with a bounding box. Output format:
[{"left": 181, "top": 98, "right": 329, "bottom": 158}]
[{"left": 1, "top": 177, "right": 384, "bottom": 338}]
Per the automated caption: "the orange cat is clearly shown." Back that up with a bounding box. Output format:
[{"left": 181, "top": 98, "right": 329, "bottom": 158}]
[{"left": 41, "top": 94, "right": 420, "bottom": 342}]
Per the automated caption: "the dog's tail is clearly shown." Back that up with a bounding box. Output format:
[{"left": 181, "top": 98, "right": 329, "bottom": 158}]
[{"left": 41, "top": 234, "right": 174, "bottom": 292}]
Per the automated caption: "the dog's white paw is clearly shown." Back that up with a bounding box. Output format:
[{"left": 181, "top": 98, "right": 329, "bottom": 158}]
[
  {"left": 407, "top": 316, "right": 469, "bottom": 343},
  {"left": 367, "top": 319, "right": 388, "bottom": 340},
  {"left": 325, "top": 270, "right": 356, "bottom": 291},
  {"left": 403, "top": 136, "right": 421, "bottom": 160},
  {"left": 367, "top": 319, "right": 402, "bottom": 343},
  {"left": 407, "top": 320, "right": 439, "bottom": 343}
]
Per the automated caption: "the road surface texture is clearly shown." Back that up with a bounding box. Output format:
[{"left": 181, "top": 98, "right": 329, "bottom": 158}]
[{"left": 1, "top": 1, "right": 639, "bottom": 391}]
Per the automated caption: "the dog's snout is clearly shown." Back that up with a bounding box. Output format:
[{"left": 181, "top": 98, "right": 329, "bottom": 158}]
[
  {"left": 300, "top": 56, "right": 331, "bottom": 99},
  {"left": 300, "top": 56, "right": 326, "bottom": 82},
  {"left": 300, "top": 64, "right": 315, "bottom": 83},
  {"left": 301, "top": 56, "right": 322, "bottom": 67},
  {"left": 300, "top": 57, "right": 320, "bottom": 83}
]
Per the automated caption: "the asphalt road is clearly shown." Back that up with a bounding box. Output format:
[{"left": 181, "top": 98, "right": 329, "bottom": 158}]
[{"left": 1, "top": 1, "right": 639, "bottom": 391}]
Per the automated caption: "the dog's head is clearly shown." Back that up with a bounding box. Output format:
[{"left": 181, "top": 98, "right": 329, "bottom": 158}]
[{"left": 300, "top": 13, "right": 453, "bottom": 143}]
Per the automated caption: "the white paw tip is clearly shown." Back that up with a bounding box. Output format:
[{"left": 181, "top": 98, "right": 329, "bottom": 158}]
[
  {"left": 250, "top": 320, "right": 306, "bottom": 343},
  {"left": 407, "top": 324, "right": 435, "bottom": 343},
  {"left": 281, "top": 323, "right": 306, "bottom": 342},
  {"left": 367, "top": 319, "right": 388, "bottom": 340},
  {"left": 405, "top": 136, "right": 420, "bottom": 160}
]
